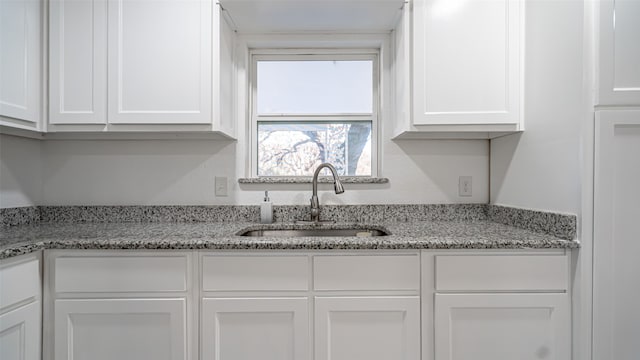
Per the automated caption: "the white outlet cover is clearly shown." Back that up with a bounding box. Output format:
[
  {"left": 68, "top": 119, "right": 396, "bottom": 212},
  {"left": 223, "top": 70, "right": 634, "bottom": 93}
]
[
  {"left": 459, "top": 176, "right": 472, "bottom": 197},
  {"left": 215, "top": 176, "right": 228, "bottom": 197}
]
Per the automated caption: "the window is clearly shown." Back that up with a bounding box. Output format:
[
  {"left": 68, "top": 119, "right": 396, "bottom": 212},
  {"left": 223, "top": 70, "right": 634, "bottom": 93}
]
[{"left": 250, "top": 50, "right": 378, "bottom": 177}]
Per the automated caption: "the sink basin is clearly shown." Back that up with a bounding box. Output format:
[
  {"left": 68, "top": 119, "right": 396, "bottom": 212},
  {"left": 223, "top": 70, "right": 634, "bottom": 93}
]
[{"left": 239, "top": 228, "right": 389, "bottom": 237}]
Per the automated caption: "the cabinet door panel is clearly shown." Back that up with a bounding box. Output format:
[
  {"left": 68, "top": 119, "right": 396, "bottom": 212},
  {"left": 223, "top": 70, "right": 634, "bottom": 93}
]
[
  {"left": 435, "top": 254, "right": 568, "bottom": 291},
  {"left": 0, "top": 301, "right": 41, "bottom": 360},
  {"left": 54, "top": 298, "right": 187, "bottom": 360},
  {"left": 315, "top": 296, "right": 420, "bottom": 360},
  {"left": 434, "top": 293, "right": 570, "bottom": 360},
  {"left": 593, "top": 111, "right": 640, "bottom": 360},
  {"left": 201, "top": 297, "right": 309, "bottom": 360},
  {"left": 313, "top": 254, "right": 420, "bottom": 291},
  {"left": 0, "top": 255, "right": 40, "bottom": 309},
  {"left": 0, "top": 0, "right": 40, "bottom": 125},
  {"left": 49, "top": 0, "right": 107, "bottom": 124},
  {"left": 598, "top": 0, "right": 640, "bottom": 105},
  {"left": 53, "top": 254, "right": 188, "bottom": 293},
  {"left": 107, "top": 0, "right": 211, "bottom": 124},
  {"left": 201, "top": 255, "right": 308, "bottom": 292},
  {"left": 412, "top": 0, "right": 521, "bottom": 126}
]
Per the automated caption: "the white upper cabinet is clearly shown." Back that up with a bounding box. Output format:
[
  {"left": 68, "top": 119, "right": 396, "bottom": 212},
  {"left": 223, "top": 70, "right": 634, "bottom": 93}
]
[
  {"left": 413, "top": 0, "right": 522, "bottom": 126},
  {"left": 0, "top": 0, "right": 41, "bottom": 131},
  {"left": 597, "top": 0, "right": 640, "bottom": 105},
  {"left": 49, "top": 0, "right": 107, "bottom": 124},
  {"left": 0, "top": 253, "right": 42, "bottom": 360},
  {"left": 394, "top": 0, "right": 524, "bottom": 139},
  {"left": 48, "top": 0, "right": 236, "bottom": 137},
  {"left": 107, "top": 0, "right": 211, "bottom": 124}
]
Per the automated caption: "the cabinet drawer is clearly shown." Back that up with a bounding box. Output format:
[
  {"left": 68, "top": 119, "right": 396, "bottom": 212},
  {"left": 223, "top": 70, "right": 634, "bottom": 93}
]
[
  {"left": 54, "top": 255, "right": 188, "bottom": 293},
  {"left": 202, "top": 255, "right": 309, "bottom": 291},
  {"left": 0, "top": 256, "right": 40, "bottom": 309},
  {"left": 314, "top": 254, "right": 420, "bottom": 291},
  {"left": 435, "top": 255, "right": 569, "bottom": 291}
]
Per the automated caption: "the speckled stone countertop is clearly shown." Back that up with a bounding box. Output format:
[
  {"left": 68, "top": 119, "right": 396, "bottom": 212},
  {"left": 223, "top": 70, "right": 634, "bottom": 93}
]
[
  {"left": 0, "top": 219, "right": 578, "bottom": 259},
  {"left": 238, "top": 176, "right": 390, "bottom": 184}
]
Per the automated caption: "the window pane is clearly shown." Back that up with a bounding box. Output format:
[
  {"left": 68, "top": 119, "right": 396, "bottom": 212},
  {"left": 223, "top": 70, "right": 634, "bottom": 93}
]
[
  {"left": 257, "top": 122, "right": 372, "bottom": 176},
  {"left": 257, "top": 60, "right": 373, "bottom": 114}
]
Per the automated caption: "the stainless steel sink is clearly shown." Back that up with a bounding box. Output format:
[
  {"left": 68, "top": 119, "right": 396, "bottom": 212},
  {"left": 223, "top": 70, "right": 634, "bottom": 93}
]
[{"left": 239, "top": 228, "right": 389, "bottom": 237}]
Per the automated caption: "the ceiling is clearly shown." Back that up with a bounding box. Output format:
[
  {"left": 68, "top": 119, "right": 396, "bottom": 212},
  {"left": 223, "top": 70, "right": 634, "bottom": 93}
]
[{"left": 219, "top": 0, "right": 406, "bottom": 33}]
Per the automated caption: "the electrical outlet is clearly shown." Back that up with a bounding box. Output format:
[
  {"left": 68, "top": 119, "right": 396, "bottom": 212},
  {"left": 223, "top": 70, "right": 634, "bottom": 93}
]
[
  {"left": 459, "top": 176, "right": 472, "bottom": 197},
  {"left": 215, "top": 176, "right": 228, "bottom": 197}
]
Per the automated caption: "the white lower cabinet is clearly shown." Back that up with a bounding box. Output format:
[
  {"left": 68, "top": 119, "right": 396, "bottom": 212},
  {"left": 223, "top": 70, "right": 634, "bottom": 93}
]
[
  {"left": 434, "top": 293, "right": 570, "bottom": 360},
  {"left": 313, "top": 254, "right": 421, "bottom": 360},
  {"left": 200, "top": 294, "right": 420, "bottom": 360},
  {"left": 45, "top": 250, "right": 193, "bottom": 360},
  {"left": 200, "top": 252, "right": 421, "bottom": 360},
  {"left": 315, "top": 296, "right": 420, "bottom": 360},
  {"left": 53, "top": 298, "right": 187, "bottom": 360},
  {"left": 200, "top": 253, "right": 311, "bottom": 360},
  {"left": 42, "top": 249, "right": 572, "bottom": 360},
  {"left": 423, "top": 250, "right": 572, "bottom": 360},
  {"left": 0, "top": 301, "right": 41, "bottom": 360},
  {"left": 201, "top": 297, "right": 309, "bottom": 360},
  {"left": 0, "top": 253, "right": 41, "bottom": 360}
]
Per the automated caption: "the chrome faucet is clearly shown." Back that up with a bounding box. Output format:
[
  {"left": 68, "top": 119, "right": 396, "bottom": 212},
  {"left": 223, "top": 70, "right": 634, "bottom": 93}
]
[{"left": 308, "top": 163, "right": 344, "bottom": 223}]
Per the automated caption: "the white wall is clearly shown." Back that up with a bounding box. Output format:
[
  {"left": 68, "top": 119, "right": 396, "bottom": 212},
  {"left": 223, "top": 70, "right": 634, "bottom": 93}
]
[
  {"left": 0, "top": 134, "right": 43, "bottom": 208},
  {"left": 490, "top": 0, "right": 584, "bottom": 214},
  {"left": 1, "top": 9, "right": 494, "bottom": 208},
  {"left": 2, "top": 3, "right": 586, "bottom": 209},
  {"left": 38, "top": 137, "right": 488, "bottom": 206}
]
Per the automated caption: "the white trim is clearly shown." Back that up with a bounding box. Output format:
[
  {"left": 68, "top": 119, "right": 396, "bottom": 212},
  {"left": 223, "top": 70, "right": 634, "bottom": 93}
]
[
  {"left": 254, "top": 115, "right": 373, "bottom": 121},
  {"left": 235, "top": 33, "right": 392, "bottom": 179},
  {"left": 251, "top": 48, "right": 380, "bottom": 56},
  {"left": 574, "top": 3, "right": 597, "bottom": 360}
]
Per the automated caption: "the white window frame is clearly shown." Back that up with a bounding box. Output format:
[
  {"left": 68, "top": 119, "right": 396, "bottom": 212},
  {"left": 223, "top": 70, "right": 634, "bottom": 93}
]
[{"left": 249, "top": 48, "right": 380, "bottom": 177}]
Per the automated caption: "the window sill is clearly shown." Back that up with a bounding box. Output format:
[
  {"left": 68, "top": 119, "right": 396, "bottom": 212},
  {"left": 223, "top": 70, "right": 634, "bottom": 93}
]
[{"left": 238, "top": 177, "right": 389, "bottom": 184}]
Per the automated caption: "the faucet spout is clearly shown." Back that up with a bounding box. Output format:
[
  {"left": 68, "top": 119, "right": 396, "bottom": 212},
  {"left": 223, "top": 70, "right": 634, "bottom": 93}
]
[{"left": 309, "top": 163, "right": 345, "bottom": 223}]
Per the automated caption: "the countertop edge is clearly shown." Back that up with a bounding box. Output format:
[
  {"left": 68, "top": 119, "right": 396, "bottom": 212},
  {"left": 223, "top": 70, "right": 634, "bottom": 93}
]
[{"left": 1, "top": 236, "right": 580, "bottom": 260}]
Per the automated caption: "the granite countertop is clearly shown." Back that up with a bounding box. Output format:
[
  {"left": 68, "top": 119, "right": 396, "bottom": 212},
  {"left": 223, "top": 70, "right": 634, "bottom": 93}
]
[{"left": 0, "top": 220, "right": 579, "bottom": 259}]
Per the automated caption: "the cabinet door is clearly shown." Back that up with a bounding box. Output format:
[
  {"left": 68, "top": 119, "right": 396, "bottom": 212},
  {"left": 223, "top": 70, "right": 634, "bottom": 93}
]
[
  {"left": 0, "top": 254, "right": 40, "bottom": 310},
  {"left": 434, "top": 293, "right": 570, "bottom": 360},
  {"left": 107, "top": 0, "right": 211, "bottom": 124},
  {"left": 0, "top": 301, "right": 41, "bottom": 360},
  {"left": 315, "top": 296, "right": 420, "bottom": 360},
  {"left": 201, "top": 297, "right": 309, "bottom": 360},
  {"left": 0, "top": 0, "right": 40, "bottom": 127},
  {"left": 49, "top": 0, "right": 107, "bottom": 124},
  {"left": 54, "top": 298, "right": 187, "bottom": 360},
  {"left": 597, "top": 0, "right": 640, "bottom": 105},
  {"left": 593, "top": 111, "right": 640, "bottom": 360},
  {"left": 412, "top": 0, "right": 522, "bottom": 127}
]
